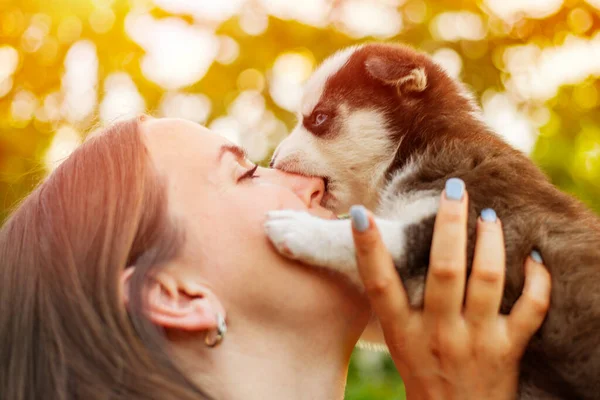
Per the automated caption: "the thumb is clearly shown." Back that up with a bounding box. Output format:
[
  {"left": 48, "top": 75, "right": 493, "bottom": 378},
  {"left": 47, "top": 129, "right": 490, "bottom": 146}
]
[
  {"left": 350, "top": 205, "right": 410, "bottom": 326},
  {"left": 350, "top": 205, "right": 385, "bottom": 255}
]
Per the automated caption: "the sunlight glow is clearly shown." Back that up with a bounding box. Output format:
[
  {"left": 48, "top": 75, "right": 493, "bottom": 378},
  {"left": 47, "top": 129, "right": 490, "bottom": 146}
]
[
  {"left": 238, "top": 7, "right": 269, "bottom": 35},
  {"left": 483, "top": 0, "right": 563, "bottom": 23},
  {"left": 587, "top": 0, "right": 600, "bottom": 9},
  {"left": 430, "top": 11, "right": 485, "bottom": 41},
  {"left": 483, "top": 90, "right": 536, "bottom": 153},
  {"left": 100, "top": 73, "right": 146, "bottom": 123},
  {"left": 0, "top": 46, "right": 18, "bottom": 98},
  {"left": 404, "top": 0, "right": 428, "bottom": 24},
  {"left": 125, "top": 13, "right": 219, "bottom": 89},
  {"left": 11, "top": 90, "right": 38, "bottom": 121},
  {"left": 45, "top": 125, "right": 82, "bottom": 172},
  {"left": 337, "top": 0, "right": 403, "bottom": 38},
  {"left": 505, "top": 35, "right": 600, "bottom": 101},
  {"left": 573, "top": 135, "right": 600, "bottom": 182},
  {"left": 568, "top": 8, "right": 593, "bottom": 34},
  {"left": 259, "top": 0, "right": 331, "bottom": 27},
  {"left": 1, "top": 0, "right": 595, "bottom": 217},
  {"left": 269, "top": 52, "right": 314, "bottom": 112},
  {"left": 89, "top": 7, "right": 116, "bottom": 34},
  {"left": 432, "top": 48, "right": 463, "bottom": 78},
  {"left": 21, "top": 14, "right": 51, "bottom": 53},
  {"left": 210, "top": 90, "right": 288, "bottom": 161},
  {"left": 230, "top": 90, "right": 265, "bottom": 128},
  {"left": 152, "top": 0, "right": 245, "bottom": 23},
  {"left": 210, "top": 116, "right": 242, "bottom": 146},
  {"left": 215, "top": 35, "right": 240, "bottom": 65},
  {"left": 0, "top": 77, "right": 12, "bottom": 98},
  {"left": 61, "top": 40, "right": 98, "bottom": 122},
  {"left": 35, "top": 92, "right": 62, "bottom": 123},
  {"left": 159, "top": 92, "right": 212, "bottom": 123}
]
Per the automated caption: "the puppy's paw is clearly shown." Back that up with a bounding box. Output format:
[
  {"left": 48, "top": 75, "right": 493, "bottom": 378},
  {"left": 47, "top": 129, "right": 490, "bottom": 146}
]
[{"left": 264, "top": 210, "right": 329, "bottom": 265}]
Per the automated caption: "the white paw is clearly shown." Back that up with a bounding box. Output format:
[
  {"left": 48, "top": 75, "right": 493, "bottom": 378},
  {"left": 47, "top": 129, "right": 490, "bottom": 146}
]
[{"left": 264, "top": 210, "right": 328, "bottom": 264}]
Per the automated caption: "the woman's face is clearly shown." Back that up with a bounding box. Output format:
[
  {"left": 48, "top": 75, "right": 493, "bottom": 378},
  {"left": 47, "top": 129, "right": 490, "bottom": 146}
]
[{"left": 140, "top": 118, "right": 369, "bottom": 340}]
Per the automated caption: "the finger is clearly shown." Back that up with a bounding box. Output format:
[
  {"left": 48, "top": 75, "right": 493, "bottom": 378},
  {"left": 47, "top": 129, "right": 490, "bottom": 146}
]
[
  {"left": 350, "top": 205, "right": 411, "bottom": 328},
  {"left": 508, "top": 251, "right": 551, "bottom": 349},
  {"left": 424, "top": 178, "right": 469, "bottom": 322},
  {"left": 465, "top": 209, "right": 506, "bottom": 325}
]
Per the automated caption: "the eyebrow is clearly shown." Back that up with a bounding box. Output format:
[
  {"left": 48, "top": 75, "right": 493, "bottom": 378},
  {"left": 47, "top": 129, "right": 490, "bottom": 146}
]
[{"left": 217, "top": 144, "right": 247, "bottom": 164}]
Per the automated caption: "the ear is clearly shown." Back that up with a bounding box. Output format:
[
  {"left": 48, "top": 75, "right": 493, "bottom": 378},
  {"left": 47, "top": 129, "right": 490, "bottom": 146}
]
[
  {"left": 365, "top": 55, "right": 427, "bottom": 93},
  {"left": 121, "top": 267, "right": 224, "bottom": 332}
]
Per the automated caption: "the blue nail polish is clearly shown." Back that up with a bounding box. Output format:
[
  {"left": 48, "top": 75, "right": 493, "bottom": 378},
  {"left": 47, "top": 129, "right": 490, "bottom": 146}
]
[
  {"left": 350, "top": 205, "right": 370, "bottom": 232},
  {"left": 481, "top": 208, "right": 497, "bottom": 222},
  {"left": 531, "top": 250, "right": 543, "bottom": 264},
  {"left": 445, "top": 178, "right": 465, "bottom": 201}
]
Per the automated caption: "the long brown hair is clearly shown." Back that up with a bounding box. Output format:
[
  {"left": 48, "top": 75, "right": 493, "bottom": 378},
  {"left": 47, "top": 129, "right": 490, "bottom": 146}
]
[{"left": 0, "top": 117, "right": 210, "bottom": 400}]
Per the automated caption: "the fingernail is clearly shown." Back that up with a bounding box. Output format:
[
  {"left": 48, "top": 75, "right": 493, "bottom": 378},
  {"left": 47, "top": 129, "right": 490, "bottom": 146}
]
[
  {"left": 480, "top": 208, "right": 497, "bottom": 222},
  {"left": 445, "top": 178, "right": 465, "bottom": 201},
  {"left": 531, "top": 250, "right": 543, "bottom": 264},
  {"left": 350, "top": 205, "right": 370, "bottom": 232}
]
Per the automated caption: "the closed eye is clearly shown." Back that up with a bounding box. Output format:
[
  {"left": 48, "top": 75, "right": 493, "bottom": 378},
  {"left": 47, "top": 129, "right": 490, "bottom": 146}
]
[{"left": 238, "top": 164, "right": 259, "bottom": 182}]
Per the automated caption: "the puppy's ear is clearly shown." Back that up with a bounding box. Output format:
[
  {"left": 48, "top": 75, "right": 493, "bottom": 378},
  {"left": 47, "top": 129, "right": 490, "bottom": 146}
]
[{"left": 365, "top": 56, "right": 427, "bottom": 93}]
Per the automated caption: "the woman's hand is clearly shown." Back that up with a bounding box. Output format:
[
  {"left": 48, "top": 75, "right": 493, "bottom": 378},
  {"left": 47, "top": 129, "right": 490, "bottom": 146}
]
[{"left": 349, "top": 178, "right": 551, "bottom": 400}]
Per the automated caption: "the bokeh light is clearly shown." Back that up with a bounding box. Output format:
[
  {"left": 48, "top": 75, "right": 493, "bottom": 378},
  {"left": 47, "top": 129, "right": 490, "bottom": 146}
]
[
  {"left": 99, "top": 72, "right": 146, "bottom": 123},
  {"left": 0, "top": 45, "right": 19, "bottom": 98},
  {"left": 1, "top": 1, "right": 600, "bottom": 397},
  {"left": 269, "top": 51, "right": 315, "bottom": 112},
  {"left": 61, "top": 40, "right": 98, "bottom": 122},
  {"left": 159, "top": 92, "right": 212, "bottom": 123},
  {"left": 44, "top": 125, "right": 82, "bottom": 172},
  {"left": 430, "top": 11, "right": 485, "bottom": 41},
  {"left": 483, "top": 0, "right": 564, "bottom": 23},
  {"left": 431, "top": 47, "right": 463, "bottom": 78},
  {"left": 125, "top": 13, "right": 220, "bottom": 89},
  {"left": 337, "top": 0, "right": 403, "bottom": 38}
]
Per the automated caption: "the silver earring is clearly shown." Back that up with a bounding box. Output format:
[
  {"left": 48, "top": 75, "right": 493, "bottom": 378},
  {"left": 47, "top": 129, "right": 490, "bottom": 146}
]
[{"left": 205, "top": 313, "right": 227, "bottom": 348}]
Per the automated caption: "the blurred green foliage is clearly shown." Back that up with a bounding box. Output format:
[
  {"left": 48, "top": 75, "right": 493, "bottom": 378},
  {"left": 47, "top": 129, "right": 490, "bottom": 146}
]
[
  {"left": 347, "top": 348, "right": 407, "bottom": 399},
  {"left": 1, "top": 0, "right": 599, "bottom": 398}
]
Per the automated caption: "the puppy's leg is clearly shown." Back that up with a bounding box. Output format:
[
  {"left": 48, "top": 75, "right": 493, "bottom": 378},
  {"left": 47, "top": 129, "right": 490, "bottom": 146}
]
[
  {"left": 264, "top": 210, "right": 405, "bottom": 286},
  {"left": 265, "top": 191, "right": 439, "bottom": 286}
]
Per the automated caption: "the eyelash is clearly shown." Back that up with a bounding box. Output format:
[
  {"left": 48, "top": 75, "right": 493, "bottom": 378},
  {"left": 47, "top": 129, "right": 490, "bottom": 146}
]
[{"left": 238, "top": 164, "right": 259, "bottom": 182}]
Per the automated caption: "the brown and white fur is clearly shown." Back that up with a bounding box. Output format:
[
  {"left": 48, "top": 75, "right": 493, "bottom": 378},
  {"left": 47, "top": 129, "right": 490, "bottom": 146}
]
[{"left": 264, "top": 43, "right": 600, "bottom": 399}]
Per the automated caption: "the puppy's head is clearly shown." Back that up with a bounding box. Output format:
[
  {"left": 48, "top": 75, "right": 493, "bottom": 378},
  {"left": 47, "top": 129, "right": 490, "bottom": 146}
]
[{"left": 271, "top": 43, "right": 480, "bottom": 214}]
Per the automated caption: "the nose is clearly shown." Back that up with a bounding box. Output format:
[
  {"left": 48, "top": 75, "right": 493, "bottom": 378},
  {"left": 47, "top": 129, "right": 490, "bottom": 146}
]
[
  {"left": 271, "top": 169, "right": 326, "bottom": 207},
  {"left": 292, "top": 174, "right": 326, "bottom": 207}
]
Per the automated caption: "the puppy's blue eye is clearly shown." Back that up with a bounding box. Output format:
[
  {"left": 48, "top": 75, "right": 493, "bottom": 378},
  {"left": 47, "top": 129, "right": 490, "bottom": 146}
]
[{"left": 313, "top": 112, "right": 328, "bottom": 126}]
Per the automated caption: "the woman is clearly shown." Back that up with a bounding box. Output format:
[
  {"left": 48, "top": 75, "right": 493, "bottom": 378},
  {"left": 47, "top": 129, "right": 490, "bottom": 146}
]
[{"left": 0, "top": 116, "right": 550, "bottom": 400}]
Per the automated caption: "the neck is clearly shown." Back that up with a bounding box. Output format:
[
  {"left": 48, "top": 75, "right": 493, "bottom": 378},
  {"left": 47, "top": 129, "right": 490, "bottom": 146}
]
[{"left": 170, "top": 319, "right": 359, "bottom": 400}]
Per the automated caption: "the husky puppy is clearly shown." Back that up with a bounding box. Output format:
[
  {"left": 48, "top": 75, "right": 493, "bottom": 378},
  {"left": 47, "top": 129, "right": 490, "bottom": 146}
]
[{"left": 264, "top": 43, "right": 600, "bottom": 399}]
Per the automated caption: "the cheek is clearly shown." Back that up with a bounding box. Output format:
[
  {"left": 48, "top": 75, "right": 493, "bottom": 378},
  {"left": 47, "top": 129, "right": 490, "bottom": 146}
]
[
  {"left": 224, "top": 184, "right": 306, "bottom": 239},
  {"left": 249, "top": 183, "right": 306, "bottom": 212},
  {"left": 205, "top": 187, "right": 300, "bottom": 282}
]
